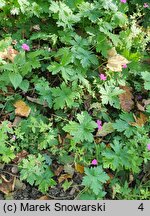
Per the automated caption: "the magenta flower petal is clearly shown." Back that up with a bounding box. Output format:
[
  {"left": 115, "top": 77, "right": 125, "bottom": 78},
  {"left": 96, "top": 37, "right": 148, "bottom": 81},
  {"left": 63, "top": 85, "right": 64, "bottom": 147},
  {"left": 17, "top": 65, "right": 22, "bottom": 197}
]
[
  {"left": 91, "top": 159, "right": 98, "bottom": 165},
  {"left": 143, "top": 3, "right": 149, "bottom": 8},
  {"left": 97, "top": 120, "right": 102, "bottom": 130},
  {"left": 147, "top": 144, "right": 150, "bottom": 151},
  {"left": 122, "top": 64, "right": 127, "bottom": 69},
  {"left": 99, "top": 73, "right": 107, "bottom": 81},
  {"left": 21, "top": 43, "right": 30, "bottom": 51},
  {"left": 120, "top": 0, "right": 127, "bottom": 3}
]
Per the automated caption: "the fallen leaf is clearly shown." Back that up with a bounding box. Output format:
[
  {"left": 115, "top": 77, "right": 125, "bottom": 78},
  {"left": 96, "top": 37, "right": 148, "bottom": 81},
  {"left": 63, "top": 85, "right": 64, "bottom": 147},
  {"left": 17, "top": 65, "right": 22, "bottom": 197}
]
[
  {"left": 75, "top": 163, "right": 84, "bottom": 174},
  {"left": 26, "top": 96, "right": 48, "bottom": 107},
  {"left": 130, "top": 113, "right": 148, "bottom": 127},
  {"left": 0, "top": 163, "right": 5, "bottom": 169},
  {"left": 14, "top": 100, "right": 31, "bottom": 117},
  {"left": 94, "top": 137, "right": 103, "bottom": 144},
  {"left": 107, "top": 47, "right": 129, "bottom": 72},
  {"left": 129, "top": 173, "right": 134, "bottom": 184},
  {"left": 12, "top": 150, "right": 28, "bottom": 164},
  {"left": 119, "top": 86, "right": 134, "bottom": 112},
  {"left": 12, "top": 116, "right": 22, "bottom": 127},
  {"left": 96, "top": 122, "right": 115, "bottom": 137},
  {"left": 69, "top": 186, "right": 76, "bottom": 195},
  {"left": 0, "top": 175, "right": 15, "bottom": 194},
  {"left": 15, "top": 179, "right": 26, "bottom": 190},
  {"left": 106, "top": 143, "right": 111, "bottom": 148},
  {"left": 142, "top": 99, "right": 150, "bottom": 107},
  {"left": 54, "top": 166, "right": 64, "bottom": 176},
  {"left": 64, "top": 164, "right": 74, "bottom": 176},
  {"left": 58, "top": 134, "right": 65, "bottom": 145},
  {"left": 0, "top": 46, "right": 18, "bottom": 62},
  {"left": 37, "top": 196, "right": 50, "bottom": 200},
  {"left": 137, "top": 102, "right": 145, "bottom": 112},
  {"left": 84, "top": 94, "right": 92, "bottom": 110},
  {"left": 106, "top": 171, "right": 114, "bottom": 184},
  {"left": 58, "top": 174, "right": 72, "bottom": 184},
  {"left": 65, "top": 134, "right": 73, "bottom": 139}
]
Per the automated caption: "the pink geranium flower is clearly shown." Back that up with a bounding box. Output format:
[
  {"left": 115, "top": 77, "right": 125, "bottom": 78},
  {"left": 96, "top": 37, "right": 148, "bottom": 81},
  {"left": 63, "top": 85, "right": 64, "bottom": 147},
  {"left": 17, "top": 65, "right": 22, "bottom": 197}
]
[
  {"left": 147, "top": 144, "right": 150, "bottom": 151},
  {"left": 21, "top": 43, "right": 30, "bottom": 51},
  {"left": 143, "top": 3, "right": 149, "bottom": 8},
  {"left": 99, "top": 73, "right": 107, "bottom": 81},
  {"left": 122, "top": 64, "right": 127, "bottom": 69},
  {"left": 97, "top": 120, "right": 102, "bottom": 130},
  {"left": 91, "top": 159, "right": 98, "bottom": 165},
  {"left": 120, "top": 0, "right": 127, "bottom": 3}
]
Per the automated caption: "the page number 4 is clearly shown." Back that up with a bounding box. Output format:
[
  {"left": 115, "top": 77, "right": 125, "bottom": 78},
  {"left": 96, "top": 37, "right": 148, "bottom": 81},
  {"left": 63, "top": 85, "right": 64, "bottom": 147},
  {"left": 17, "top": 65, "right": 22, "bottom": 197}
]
[{"left": 138, "top": 203, "right": 144, "bottom": 211}]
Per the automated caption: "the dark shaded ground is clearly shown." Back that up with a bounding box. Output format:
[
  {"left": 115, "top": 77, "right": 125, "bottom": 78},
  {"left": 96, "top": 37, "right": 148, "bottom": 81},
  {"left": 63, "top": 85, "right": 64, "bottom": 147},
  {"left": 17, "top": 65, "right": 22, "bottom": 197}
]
[{"left": 0, "top": 164, "right": 83, "bottom": 200}]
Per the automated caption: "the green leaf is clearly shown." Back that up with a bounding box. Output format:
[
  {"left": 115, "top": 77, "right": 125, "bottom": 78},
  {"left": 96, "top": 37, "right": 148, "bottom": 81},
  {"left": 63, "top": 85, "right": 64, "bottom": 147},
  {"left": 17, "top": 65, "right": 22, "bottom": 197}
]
[
  {"left": 0, "top": 63, "right": 14, "bottom": 71},
  {"left": 96, "top": 33, "right": 111, "bottom": 57},
  {"left": 102, "top": 140, "right": 130, "bottom": 171},
  {"left": 9, "top": 72, "right": 22, "bottom": 89},
  {"left": 35, "top": 78, "right": 52, "bottom": 108},
  {"left": 62, "top": 180, "right": 73, "bottom": 192},
  {"left": 141, "top": 71, "right": 150, "bottom": 90},
  {"left": 63, "top": 111, "right": 97, "bottom": 143},
  {"left": 100, "top": 83, "right": 124, "bottom": 108},
  {"left": 19, "top": 79, "right": 29, "bottom": 92},
  {"left": 113, "top": 113, "right": 135, "bottom": 137},
  {"left": 0, "top": 145, "right": 15, "bottom": 163},
  {"left": 49, "top": 1, "right": 80, "bottom": 29},
  {"left": 71, "top": 46, "right": 98, "bottom": 68},
  {"left": 51, "top": 82, "right": 78, "bottom": 109},
  {"left": 113, "top": 119, "right": 128, "bottom": 132},
  {"left": 112, "top": 12, "right": 128, "bottom": 27},
  {"left": 82, "top": 166, "right": 109, "bottom": 195}
]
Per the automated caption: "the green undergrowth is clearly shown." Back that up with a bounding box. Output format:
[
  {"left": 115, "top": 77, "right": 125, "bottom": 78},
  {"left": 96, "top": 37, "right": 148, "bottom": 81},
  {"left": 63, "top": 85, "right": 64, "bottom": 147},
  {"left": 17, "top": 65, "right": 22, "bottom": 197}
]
[{"left": 0, "top": 0, "right": 150, "bottom": 199}]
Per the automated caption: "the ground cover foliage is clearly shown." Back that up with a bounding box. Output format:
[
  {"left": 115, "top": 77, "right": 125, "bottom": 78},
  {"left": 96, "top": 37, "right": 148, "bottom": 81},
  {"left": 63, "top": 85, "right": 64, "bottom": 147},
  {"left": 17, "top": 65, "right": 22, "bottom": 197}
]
[{"left": 0, "top": 0, "right": 150, "bottom": 200}]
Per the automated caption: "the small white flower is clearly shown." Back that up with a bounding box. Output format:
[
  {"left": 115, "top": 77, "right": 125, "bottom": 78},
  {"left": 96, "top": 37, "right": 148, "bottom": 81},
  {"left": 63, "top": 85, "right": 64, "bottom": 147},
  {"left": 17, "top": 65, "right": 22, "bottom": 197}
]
[{"left": 10, "top": 7, "right": 20, "bottom": 15}]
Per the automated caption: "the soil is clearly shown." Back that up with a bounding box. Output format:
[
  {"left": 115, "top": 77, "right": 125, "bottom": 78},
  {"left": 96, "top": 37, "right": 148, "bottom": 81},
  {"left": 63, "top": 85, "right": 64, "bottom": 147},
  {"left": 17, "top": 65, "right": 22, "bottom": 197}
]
[
  {"left": 0, "top": 164, "right": 83, "bottom": 200},
  {"left": 0, "top": 182, "right": 81, "bottom": 200}
]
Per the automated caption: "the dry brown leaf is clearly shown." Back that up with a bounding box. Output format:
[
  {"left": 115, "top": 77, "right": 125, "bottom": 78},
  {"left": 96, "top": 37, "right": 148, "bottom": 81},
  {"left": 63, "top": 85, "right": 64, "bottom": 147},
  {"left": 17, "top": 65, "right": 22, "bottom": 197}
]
[
  {"left": 136, "top": 99, "right": 150, "bottom": 112},
  {"left": 66, "top": 134, "right": 73, "bottom": 139},
  {"left": 0, "top": 46, "right": 18, "bottom": 62},
  {"left": 12, "top": 150, "right": 28, "bottom": 164},
  {"left": 106, "top": 143, "right": 111, "bottom": 148},
  {"left": 75, "top": 163, "right": 84, "bottom": 174},
  {"left": 64, "top": 164, "right": 74, "bottom": 176},
  {"left": 13, "top": 116, "right": 22, "bottom": 127},
  {"left": 119, "top": 86, "right": 134, "bottom": 112},
  {"left": 106, "top": 171, "right": 114, "bottom": 184},
  {"left": 130, "top": 113, "right": 148, "bottom": 127},
  {"left": 58, "top": 174, "right": 72, "bottom": 184},
  {"left": 142, "top": 99, "right": 150, "bottom": 106},
  {"left": 15, "top": 179, "right": 26, "bottom": 190},
  {"left": 58, "top": 134, "right": 65, "bottom": 145},
  {"left": 37, "top": 196, "right": 50, "bottom": 200},
  {"left": 0, "top": 175, "right": 15, "bottom": 194},
  {"left": 129, "top": 173, "right": 134, "bottom": 185},
  {"left": 107, "top": 47, "right": 129, "bottom": 72},
  {"left": 54, "top": 166, "right": 64, "bottom": 176},
  {"left": 94, "top": 137, "right": 103, "bottom": 144},
  {"left": 137, "top": 102, "right": 145, "bottom": 112},
  {"left": 26, "top": 96, "right": 48, "bottom": 107},
  {"left": 14, "top": 100, "right": 31, "bottom": 117}
]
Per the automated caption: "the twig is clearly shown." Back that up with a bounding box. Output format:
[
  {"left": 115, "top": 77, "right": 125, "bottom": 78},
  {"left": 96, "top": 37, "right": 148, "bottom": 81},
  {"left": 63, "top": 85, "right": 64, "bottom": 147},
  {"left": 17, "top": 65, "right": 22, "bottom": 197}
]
[{"left": 0, "top": 169, "right": 19, "bottom": 177}]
